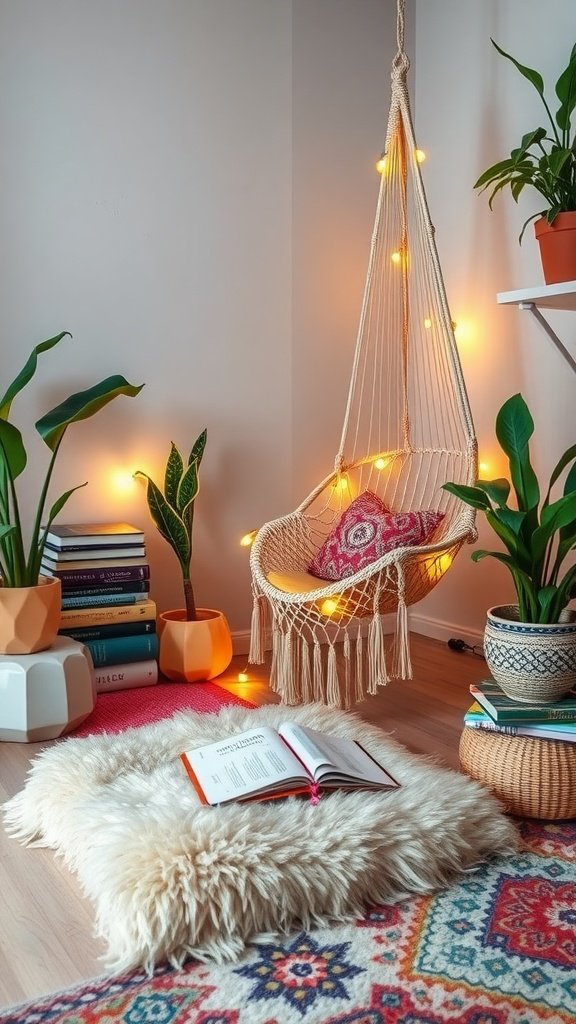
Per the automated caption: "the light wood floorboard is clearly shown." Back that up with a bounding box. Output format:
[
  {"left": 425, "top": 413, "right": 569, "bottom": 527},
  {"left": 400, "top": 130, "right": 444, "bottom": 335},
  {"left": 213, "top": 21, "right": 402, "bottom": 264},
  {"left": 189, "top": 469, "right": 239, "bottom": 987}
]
[{"left": 0, "top": 633, "right": 487, "bottom": 1008}]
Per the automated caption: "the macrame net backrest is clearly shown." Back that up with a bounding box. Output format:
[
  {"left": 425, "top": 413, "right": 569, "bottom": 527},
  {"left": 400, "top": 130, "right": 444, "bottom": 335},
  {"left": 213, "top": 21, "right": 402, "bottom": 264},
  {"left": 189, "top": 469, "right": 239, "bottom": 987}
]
[{"left": 249, "top": 2, "right": 477, "bottom": 707}]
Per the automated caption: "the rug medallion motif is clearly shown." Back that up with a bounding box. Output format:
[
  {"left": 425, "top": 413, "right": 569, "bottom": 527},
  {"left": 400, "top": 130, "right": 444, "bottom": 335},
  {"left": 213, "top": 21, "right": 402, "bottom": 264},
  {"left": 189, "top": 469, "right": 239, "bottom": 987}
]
[{"left": 2, "top": 820, "right": 574, "bottom": 1024}]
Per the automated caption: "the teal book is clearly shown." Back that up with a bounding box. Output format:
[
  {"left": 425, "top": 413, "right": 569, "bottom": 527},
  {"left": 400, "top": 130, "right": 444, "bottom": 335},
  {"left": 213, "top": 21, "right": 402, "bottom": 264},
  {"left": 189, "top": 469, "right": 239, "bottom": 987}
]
[
  {"left": 61, "top": 591, "right": 150, "bottom": 609},
  {"left": 464, "top": 701, "right": 576, "bottom": 741},
  {"left": 84, "top": 632, "right": 159, "bottom": 667},
  {"left": 469, "top": 680, "right": 576, "bottom": 723}
]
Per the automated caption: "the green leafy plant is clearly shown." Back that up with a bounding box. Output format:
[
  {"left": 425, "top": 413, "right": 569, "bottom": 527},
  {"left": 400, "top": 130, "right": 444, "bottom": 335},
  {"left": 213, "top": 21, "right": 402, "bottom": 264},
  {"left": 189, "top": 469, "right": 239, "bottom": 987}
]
[
  {"left": 135, "top": 429, "right": 207, "bottom": 621},
  {"left": 443, "top": 393, "right": 576, "bottom": 624},
  {"left": 474, "top": 39, "right": 576, "bottom": 241},
  {"left": 0, "top": 332, "right": 144, "bottom": 588}
]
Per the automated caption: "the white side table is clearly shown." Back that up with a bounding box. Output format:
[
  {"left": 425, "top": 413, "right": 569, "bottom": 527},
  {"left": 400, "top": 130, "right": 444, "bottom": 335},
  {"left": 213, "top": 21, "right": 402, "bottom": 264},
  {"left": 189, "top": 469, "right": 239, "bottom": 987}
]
[{"left": 0, "top": 636, "right": 96, "bottom": 742}]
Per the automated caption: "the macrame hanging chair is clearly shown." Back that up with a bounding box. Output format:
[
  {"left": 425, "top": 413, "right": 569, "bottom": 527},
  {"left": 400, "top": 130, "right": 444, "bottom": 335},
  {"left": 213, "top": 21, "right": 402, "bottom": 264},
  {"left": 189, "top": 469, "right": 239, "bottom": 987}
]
[{"left": 249, "top": 1, "right": 478, "bottom": 707}]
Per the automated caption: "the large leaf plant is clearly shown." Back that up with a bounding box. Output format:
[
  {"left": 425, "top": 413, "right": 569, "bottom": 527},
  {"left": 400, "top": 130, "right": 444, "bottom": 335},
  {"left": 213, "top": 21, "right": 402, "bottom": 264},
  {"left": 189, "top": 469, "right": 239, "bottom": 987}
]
[
  {"left": 443, "top": 393, "right": 576, "bottom": 624},
  {"left": 474, "top": 39, "right": 576, "bottom": 242},
  {"left": 135, "top": 429, "right": 207, "bottom": 621},
  {"left": 0, "top": 332, "right": 144, "bottom": 588}
]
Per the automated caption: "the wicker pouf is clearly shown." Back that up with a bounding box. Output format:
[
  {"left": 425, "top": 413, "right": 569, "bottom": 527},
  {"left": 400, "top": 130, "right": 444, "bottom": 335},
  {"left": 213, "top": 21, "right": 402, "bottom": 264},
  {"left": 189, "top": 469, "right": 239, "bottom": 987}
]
[{"left": 459, "top": 727, "right": 576, "bottom": 820}]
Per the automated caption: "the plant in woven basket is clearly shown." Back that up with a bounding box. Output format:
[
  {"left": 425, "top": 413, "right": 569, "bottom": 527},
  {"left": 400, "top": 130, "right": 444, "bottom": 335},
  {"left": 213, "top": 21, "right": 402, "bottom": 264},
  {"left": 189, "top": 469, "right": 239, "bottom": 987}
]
[
  {"left": 134, "top": 429, "right": 207, "bottom": 621},
  {"left": 443, "top": 393, "right": 576, "bottom": 624},
  {"left": 474, "top": 39, "right": 576, "bottom": 241}
]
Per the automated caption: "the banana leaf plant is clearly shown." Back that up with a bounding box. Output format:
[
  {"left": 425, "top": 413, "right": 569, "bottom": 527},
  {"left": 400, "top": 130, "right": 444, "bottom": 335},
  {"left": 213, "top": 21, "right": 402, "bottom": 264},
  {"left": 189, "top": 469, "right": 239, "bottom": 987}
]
[
  {"left": 443, "top": 393, "right": 576, "bottom": 624},
  {"left": 474, "top": 39, "right": 576, "bottom": 242},
  {"left": 135, "top": 429, "right": 207, "bottom": 621},
  {"left": 0, "top": 332, "right": 144, "bottom": 588}
]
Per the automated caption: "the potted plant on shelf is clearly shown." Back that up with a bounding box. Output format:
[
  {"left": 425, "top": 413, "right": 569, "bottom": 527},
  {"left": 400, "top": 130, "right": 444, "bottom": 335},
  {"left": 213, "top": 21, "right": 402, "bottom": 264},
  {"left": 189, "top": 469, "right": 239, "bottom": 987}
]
[
  {"left": 443, "top": 392, "right": 576, "bottom": 704},
  {"left": 135, "top": 429, "right": 233, "bottom": 683},
  {"left": 474, "top": 39, "right": 576, "bottom": 284},
  {"left": 0, "top": 332, "right": 143, "bottom": 654}
]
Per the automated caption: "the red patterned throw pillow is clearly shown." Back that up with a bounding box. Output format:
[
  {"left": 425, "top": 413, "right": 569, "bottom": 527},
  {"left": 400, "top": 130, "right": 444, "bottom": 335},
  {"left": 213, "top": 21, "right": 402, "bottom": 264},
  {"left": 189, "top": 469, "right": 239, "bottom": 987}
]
[{"left": 309, "top": 490, "right": 445, "bottom": 581}]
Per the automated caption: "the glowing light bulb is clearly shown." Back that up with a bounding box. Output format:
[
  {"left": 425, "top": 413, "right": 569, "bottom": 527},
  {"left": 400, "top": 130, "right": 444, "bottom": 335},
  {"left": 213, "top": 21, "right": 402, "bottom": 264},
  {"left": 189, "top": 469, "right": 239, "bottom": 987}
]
[
  {"left": 374, "top": 456, "right": 390, "bottom": 470},
  {"left": 240, "top": 530, "right": 257, "bottom": 547},
  {"left": 376, "top": 153, "right": 387, "bottom": 173},
  {"left": 111, "top": 469, "right": 137, "bottom": 494},
  {"left": 321, "top": 598, "right": 338, "bottom": 616},
  {"left": 479, "top": 462, "right": 489, "bottom": 475},
  {"left": 424, "top": 317, "right": 432, "bottom": 329},
  {"left": 415, "top": 149, "right": 426, "bottom": 163},
  {"left": 391, "top": 251, "right": 401, "bottom": 265},
  {"left": 437, "top": 552, "right": 453, "bottom": 575},
  {"left": 238, "top": 672, "right": 249, "bottom": 683},
  {"left": 338, "top": 477, "right": 348, "bottom": 491}
]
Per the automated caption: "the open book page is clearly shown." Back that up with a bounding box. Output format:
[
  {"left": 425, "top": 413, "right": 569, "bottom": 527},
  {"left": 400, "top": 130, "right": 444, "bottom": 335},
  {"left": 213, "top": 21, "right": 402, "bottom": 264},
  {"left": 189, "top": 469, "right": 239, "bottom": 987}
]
[
  {"left": 278, "top": 723, "right": 399, "bottom": 790},
  {"left": 181, "top": 726, "right": 311, "bottom": 805}
]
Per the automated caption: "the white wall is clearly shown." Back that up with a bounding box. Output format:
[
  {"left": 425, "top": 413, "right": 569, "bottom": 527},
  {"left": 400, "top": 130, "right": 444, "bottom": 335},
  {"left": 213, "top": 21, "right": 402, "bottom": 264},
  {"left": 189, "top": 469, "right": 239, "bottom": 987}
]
[
  {"left": 414, "top": 0, "right": 576, "bottom": 642},
  {"left": 0, "top": 0, "right": 398, "bottom": 645}
]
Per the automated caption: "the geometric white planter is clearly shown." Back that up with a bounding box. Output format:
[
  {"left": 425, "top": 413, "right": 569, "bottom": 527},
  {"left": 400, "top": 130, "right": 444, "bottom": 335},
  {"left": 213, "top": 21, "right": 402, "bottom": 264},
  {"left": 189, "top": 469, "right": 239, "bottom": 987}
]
[{"left": 0, "top": 636, "right": 96, "bottom": 742}]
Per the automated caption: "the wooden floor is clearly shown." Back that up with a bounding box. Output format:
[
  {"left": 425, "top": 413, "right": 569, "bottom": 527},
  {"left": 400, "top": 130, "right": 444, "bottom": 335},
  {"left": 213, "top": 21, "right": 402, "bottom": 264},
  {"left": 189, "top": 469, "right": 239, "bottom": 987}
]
[{"left": 0, "top": 634, "right": 488, "bottom": 1008}]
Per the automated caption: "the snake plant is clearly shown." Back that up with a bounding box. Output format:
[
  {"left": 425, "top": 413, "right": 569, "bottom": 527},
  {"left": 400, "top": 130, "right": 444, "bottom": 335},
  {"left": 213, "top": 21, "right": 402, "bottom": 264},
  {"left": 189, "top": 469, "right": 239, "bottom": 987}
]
[{"left": 135, "top": 429, "right": 207, "bottom": 621}]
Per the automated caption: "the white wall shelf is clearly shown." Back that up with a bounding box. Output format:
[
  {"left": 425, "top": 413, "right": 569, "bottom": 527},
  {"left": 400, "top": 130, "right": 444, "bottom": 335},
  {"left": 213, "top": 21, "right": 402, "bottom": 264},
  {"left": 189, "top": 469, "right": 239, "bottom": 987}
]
[{"left": 496, "top": 281, "right": 576, "bottom": 375}]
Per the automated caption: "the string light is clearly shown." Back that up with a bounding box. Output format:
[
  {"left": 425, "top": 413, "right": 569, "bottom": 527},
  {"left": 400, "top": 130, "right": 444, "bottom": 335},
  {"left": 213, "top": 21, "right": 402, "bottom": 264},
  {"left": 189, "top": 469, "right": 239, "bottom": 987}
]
[
  {"left": 391, "top": 251, "right": 401, "bottom": 265},
  {"left": 424, "top": 317, "right": 432, "bottom": 329},
  {"left": 376, "top": 153, "right": 387, "bottom": 173},
  {"left": 374, "top": 456, "right": 390, "bottom": 470},
  {"left": 240, "top": 530, "right": 258, "bottom": 547},
  {"left": 238, "top": 672, "right": 249, "bottom": 683},
  {"left": 437, "top": 552, "right": 453, "bottom": 575},
  {"left": 321, "top": 598, "right": 338, "bottom": 616},
  {"left": 111, "top": 469, "right": 137, "bottom": 495},
  {"left": 415, "top": 149, "right": 426, "bottom": 163},
  {"left": 479, "top": 461, "right": 489, "bottom": 475}
]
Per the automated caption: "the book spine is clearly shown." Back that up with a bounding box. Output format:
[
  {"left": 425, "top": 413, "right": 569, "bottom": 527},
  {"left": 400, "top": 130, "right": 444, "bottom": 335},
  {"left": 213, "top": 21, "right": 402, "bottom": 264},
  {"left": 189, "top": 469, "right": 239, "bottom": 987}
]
[
  {"left": 60, "top": 599, "right": 157, "bottom": 628},
  {"left": 59, "top": 581, "right": 149, "bottom": 598},
  {"left": 51, "top": 565, "right": 150, "bottom": 586},
  {"left": 464, "top": 720, "right": 576, "bottom": 741},
  {"left": 476, "top": 699, "right": 576, "bottom": 722},
  {"left": 61, "top": 592, "right": 150, "bottom": 609},
  {"left": 84, "top": 632, "right": 159, "bottom": 667},
  {"left": 44, "top": 542, "right": 145, "bottom": 554},
  {"left": 60, "top": 620, "right": 156, "bottom": 642},
  {"left": 94, "top": 659, "right": 159, "bottom": 693}
]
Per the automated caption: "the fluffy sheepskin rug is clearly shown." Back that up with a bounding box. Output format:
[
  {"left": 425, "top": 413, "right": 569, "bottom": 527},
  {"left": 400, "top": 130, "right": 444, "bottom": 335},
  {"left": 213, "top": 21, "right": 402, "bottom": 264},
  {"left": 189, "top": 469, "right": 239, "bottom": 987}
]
[{"left": 3, "top": 703, "right": 518, "bottom": 972}]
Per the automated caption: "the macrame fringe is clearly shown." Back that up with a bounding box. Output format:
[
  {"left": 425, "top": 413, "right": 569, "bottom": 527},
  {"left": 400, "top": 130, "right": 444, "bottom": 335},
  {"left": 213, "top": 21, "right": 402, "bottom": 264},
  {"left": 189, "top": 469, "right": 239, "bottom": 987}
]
[
  {"left": 313, "top": 641, "right": 324, "bottom": 703},
  {"left": 326, "top": 643, "right": 340, "bottom": 707},
  {"left": 300, "top": 637, "right": 312, "bottom": 704},
  {"left": 343, "top": 631, "right": 351, "bottom": 709},
  {"left": 248, "top": 592, "right": 266, "bottom": 664},
  {"left": 392, "top": 594, "right": 412, "bottom": 679},
  {"left": 269, "top": 623, "right": 280, "bottom": 693},
  {"left": 355, "top": 623, "right": 364, "bottom": 703},
  {"left": 280, "top": 631, "right": 301, "bottom": 705}
]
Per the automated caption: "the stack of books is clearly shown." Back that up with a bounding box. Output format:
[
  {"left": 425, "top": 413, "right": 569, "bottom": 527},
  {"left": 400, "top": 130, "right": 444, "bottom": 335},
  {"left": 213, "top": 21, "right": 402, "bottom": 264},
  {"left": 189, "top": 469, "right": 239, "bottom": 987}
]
[
  {"left": 464, "top": 679, "right": 576, "bottom": 743},
  {"left": 42, "top": 522, "right": 159, "bottom": 693}
]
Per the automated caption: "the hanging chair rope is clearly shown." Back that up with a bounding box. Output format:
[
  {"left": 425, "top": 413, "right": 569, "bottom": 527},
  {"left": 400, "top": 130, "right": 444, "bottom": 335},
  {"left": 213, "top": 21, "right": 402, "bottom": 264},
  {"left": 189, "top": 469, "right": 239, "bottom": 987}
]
[{"left": 249, "top": 0, "right": 478, "bottom": 707}]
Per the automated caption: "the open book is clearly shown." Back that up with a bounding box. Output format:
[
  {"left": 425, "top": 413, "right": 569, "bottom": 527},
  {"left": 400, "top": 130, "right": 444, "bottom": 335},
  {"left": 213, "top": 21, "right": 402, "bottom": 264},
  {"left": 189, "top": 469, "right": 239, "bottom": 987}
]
[{"left": 180, "top": 722, "right": 400, "bottom": 806}]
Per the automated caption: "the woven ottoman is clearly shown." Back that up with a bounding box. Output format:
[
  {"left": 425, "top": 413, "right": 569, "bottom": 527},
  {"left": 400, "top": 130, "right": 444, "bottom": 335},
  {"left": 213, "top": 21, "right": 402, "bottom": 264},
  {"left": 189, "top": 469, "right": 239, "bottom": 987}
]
[{"left": 459, "top": 727, "right": 576, "bottom": 820}]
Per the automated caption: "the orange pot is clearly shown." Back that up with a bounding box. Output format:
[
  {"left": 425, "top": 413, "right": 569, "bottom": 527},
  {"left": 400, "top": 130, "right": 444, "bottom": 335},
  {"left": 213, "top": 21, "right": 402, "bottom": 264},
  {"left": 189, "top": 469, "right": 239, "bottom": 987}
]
[
  {"left": 0, "top": 575, "right": 62, "bottom": 655},
  {"left": 534, "top": 211, "right": 576, "bottom": 284},
  {"left": 159, "top": 607, "right": 233, "bottom": 682}
]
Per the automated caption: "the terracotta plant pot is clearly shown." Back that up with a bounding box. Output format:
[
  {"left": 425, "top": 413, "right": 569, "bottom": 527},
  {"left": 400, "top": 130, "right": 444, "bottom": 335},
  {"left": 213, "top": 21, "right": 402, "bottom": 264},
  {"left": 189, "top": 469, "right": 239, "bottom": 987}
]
[
  {"left": 534, "top": 211, "right": 576, "bottom": 285},
  {"left": 0, "top": 575, "right": 62, "bottom": 655},
  {"left": 483, "top": 604, "right": 576, "bottom": 704},
  {"left": 159, "top": 607, "right": 233, "bottom": 683}
]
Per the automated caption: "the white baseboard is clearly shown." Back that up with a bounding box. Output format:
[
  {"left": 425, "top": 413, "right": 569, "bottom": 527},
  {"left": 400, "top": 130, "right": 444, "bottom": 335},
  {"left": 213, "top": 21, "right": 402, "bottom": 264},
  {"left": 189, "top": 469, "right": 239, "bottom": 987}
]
[
  {"left": 408, "top": 610, "right": 484, "bottom": 649},
  {"left": 232, "top": 613, "right": 483, "bottom": 659}
]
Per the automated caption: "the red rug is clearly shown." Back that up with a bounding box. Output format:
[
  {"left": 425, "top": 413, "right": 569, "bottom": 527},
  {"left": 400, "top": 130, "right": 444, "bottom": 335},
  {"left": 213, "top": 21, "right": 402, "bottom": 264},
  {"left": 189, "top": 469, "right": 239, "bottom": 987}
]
[
  {"left": 74, "top": 681, "right": 255, "bottom": 737},
  {"left": 2, "top": 819, "right": 574, "bottom": 1023}
]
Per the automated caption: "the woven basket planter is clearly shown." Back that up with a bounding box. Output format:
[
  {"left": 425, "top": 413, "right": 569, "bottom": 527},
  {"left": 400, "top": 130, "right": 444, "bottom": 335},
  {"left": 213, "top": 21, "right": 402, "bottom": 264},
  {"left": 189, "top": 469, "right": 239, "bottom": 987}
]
[
  {"left": 459, "top": 727, "right": 576, "bottom": 820},
  {"left": 483, "top": 605, "right": 576, "bottom": 704}
]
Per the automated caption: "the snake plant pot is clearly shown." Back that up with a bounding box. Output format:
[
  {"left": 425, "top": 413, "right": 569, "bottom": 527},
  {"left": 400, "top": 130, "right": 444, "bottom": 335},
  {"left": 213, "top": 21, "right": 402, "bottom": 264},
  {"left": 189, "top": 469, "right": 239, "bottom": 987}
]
[
  {"left": 483, "top": 604, "right": 576, "bottom": 704},
  {"left": 534, "top": 212, "right": 576, "bottom": 285},
  {"left": 0, "top": 575, "right": 62, "bottom": 655},
  {"left": 159, "top": 608, "right": 233, "bottom": 683}
]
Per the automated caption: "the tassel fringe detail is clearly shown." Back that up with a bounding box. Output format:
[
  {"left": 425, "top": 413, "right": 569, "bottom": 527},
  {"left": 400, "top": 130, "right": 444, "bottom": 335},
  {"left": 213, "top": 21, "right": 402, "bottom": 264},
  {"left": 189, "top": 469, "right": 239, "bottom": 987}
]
[{"left": 248, "top": 593, "right": 266, "bottom": 664}]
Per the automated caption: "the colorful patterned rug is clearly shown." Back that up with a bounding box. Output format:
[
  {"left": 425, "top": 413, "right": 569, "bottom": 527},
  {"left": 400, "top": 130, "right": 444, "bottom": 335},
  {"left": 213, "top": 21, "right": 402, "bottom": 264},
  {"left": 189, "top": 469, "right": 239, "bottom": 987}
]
[
  {"left": 73, "top": 680, "right": 255, "bottom": 737},
  {"left": 2, "top": 819, "right": 574, "bottom": 1023}
]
